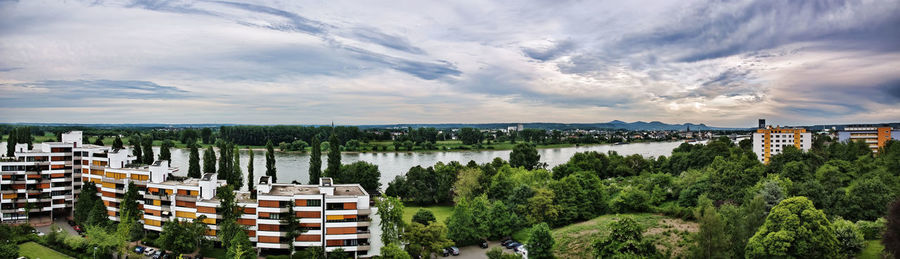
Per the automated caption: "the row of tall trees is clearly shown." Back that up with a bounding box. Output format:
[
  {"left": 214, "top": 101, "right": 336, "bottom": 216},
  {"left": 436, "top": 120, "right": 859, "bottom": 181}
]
[{"left": 4, "top": 127, "right": 33, "bottom": 157}]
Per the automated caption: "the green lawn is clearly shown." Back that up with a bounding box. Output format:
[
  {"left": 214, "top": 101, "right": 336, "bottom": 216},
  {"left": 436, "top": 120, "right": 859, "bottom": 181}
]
[
  {"left": 857, "top": 240, "right": 887, "bottom": 259},
  {"left": 18, "top": 241, "right": 72, "bottom": 259},
  {"left": 511, "top": 213, "right": 698, "bottom": 258},
  {"left": 402, "top": 205, "right": 454, "bottom": 225},
  {"left": 200, "top": 247, "right": 228, "bottom": 259}
]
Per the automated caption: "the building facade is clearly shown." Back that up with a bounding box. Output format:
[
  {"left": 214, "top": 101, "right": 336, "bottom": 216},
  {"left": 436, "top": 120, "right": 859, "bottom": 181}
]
[
  {"left": 838, "top": 127, "right": 899, "bottom": 153},
  {"left": 2, "top": 132, "right": 373, "bottom": 257},
  {"left": 752, "top": 126, "right": 811, "bottom": 164}
]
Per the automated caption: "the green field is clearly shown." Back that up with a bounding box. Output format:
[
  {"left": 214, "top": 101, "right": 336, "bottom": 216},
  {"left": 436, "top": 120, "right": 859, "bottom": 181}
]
[
  {"left": 511, "top": 213, "right": 698, "bottom": 258},
  {"left": 18, "top": 241, "right": 72, "bottom": 259},
  {"left": 402, "top": 205, "right": 454, "bottom": 225},
  {"left": 857, "top": 240, "right": 887, "bottom": 259}
]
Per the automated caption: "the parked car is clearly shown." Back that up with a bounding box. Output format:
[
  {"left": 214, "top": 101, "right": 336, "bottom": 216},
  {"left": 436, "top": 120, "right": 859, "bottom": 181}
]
[
  {"left": 134, "top": 246, "right": 145, "bottom": 253},
  {"left": 479, "top": 240, "right": 489, "bottom": 248},
  {"left": 514, "top": 244, "right": 527, "bottom": 253},
  {"left": 442, "top": 248, "right": 451, "bottom": 257},
  {"left": 500, "top": 238, "right": 514, "bottom": 247},
  {"left": 505, "top": 242, "right": 521, "bottom": 249},
  {"left": 143, "top": 248, "right": 156, "bottom": 256},
  {"left": 152, "top": 251, "right": 164, "bottom": 259},
  {"left": 72, "top": 225, "right": 82, "bottom": 232},
  {"left": 448, "top": 246, "right": 460, "bottom": 256}
]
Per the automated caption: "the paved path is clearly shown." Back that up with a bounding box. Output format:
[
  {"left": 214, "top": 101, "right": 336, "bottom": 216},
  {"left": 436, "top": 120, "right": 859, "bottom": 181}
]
[
  {"left": 35, "top": 218, "right": 79, "bottom": 236},
  {"left": 437, "top": 241, "right": 521, "bottom": 259}
]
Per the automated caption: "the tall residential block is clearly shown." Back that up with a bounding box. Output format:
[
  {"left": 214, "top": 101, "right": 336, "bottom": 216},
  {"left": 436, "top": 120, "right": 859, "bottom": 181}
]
[
  {"left": 752, "top": 126, "right": 811, "bottom": 164},
  {"left": 838, "top": 126, "right": 899, "bottom": 153},
  {"left": 2, "top": 132, "right": 373, "bottom": 257}
]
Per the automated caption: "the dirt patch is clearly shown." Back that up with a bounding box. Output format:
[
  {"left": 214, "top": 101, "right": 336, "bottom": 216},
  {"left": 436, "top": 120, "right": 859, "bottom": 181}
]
[{"left": 644, "top": 218, "right": 699, "bottom": 257}]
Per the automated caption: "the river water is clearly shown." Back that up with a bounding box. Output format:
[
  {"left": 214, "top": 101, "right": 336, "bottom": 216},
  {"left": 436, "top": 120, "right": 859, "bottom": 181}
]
[
  {"left": 3, "top": 140, "right": 698, "bottom": 191},
  {"left": 162, "top": 141, "right": 700, "bottom": 191}
]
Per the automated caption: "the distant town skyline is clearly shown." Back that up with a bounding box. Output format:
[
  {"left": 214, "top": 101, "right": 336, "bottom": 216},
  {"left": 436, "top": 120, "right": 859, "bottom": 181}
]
[{"left": 1, "top": 0, "right": 899, "bottom": 127}]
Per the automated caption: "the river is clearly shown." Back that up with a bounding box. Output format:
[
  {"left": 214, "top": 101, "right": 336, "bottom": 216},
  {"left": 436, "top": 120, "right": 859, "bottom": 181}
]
[
  {"left": 161, "top": 140, "right": 702, "bottom": 191},
  {"left": 2, "top": 140, "right": 699, "bottom": 191}
]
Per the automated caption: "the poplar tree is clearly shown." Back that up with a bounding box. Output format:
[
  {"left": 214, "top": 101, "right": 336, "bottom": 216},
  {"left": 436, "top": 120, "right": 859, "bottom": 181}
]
[
  {"left": 112, "top": 136, "right": 125, "bottom": 149},
  {"left": 188, "top": 143, "right": 201, "bottom": 178},
  {"left": 231, "top": 146, "right": 243, "bottom": 189},
  {"left": 6, "top": 130, "right": 16, "bottom": 157},
  {"left": 247, "top": 149, "right": 255, "bottom": 197},
  {"left": 131, "top": 135, "right": 142, "bottom": 163},
  {"left": 159, "top": 140, "right": 173, "bottom": 162},
  {"left": 142, "top": 136, "right": 154, "bottom": 164},
  {"left": 309, "top": 137, "right": 321, "bottom": 184},
  {"left": 265, "top": 140, "right": 276, "bottom": 183},
  {"left": 325, "top": 130, "right": 341, "bottom": 178},
  {"left": 203, "top": 146, "right": 216, "bottom": 175}
]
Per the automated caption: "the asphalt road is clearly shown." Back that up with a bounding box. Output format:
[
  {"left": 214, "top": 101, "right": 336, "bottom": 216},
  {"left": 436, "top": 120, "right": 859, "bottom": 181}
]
[{"left": 437, "top": 241, "right": 522, "bottom": 259}]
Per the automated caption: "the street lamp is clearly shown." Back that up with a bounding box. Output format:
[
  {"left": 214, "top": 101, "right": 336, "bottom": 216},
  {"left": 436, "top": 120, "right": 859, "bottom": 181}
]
[{"left": 93, "top": 246, "right": 98, "bottom": 259}]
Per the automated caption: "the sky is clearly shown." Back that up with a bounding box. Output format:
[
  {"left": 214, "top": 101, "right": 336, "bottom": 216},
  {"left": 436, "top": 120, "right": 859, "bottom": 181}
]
[{"left": 1, "top": 0, "right": 899, "bottom": 127}]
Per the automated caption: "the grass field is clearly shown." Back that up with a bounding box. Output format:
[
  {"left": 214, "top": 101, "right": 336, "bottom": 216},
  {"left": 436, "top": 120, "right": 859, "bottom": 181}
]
[
  {"left": 857, "top": 240, "right": 887, "bottom": 259},
  {"left": 18, "top": 241, "right": 72, "bottom": 259},
  {"left": 511, "top": 213, "right": 699, "bottom": 259},
  {"left": 402, "top": 205, "right": 454, "bottom": 225}
]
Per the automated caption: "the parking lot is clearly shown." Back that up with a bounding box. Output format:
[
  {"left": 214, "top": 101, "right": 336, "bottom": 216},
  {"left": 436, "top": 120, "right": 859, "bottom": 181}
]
[{"left": 439, "top": 241, "right": 523, "bottom": 259}]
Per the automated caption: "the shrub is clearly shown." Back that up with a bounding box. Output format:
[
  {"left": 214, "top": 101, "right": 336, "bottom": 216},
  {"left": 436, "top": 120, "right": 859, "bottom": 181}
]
[
  {"left": 609, "top": 186, "right": 650, "bottom": 213},
  {"left": 832, "top": 218, "right": 865, "bottom": 256},
  {"left": 856, "top": 218, "right": 887, "bottom": 240}
]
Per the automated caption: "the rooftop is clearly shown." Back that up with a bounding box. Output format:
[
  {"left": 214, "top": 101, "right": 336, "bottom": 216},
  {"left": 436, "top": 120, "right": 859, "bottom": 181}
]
[{"left": 265, "top": 184, "right": 366, "bottom": 196}]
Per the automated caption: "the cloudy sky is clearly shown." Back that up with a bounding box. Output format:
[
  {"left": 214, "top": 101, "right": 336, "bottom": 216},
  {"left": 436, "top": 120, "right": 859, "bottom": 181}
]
[{"left": 1, "top": 0, "right": 899, "bottom": 127}]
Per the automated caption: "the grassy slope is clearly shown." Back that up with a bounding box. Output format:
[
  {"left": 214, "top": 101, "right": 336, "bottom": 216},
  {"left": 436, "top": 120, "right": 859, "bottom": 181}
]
[
  {"left": 18, "top": 241, "right": 72, "bottom": 259},
  {"left": 512, "top": 213, "right": 699, "bottom": 259},
  {"left": 402, "top": 205, "right": 454, "bottom": 225},
  {"left": 857, "top": 240, "right": 887, "bottom": 259}
]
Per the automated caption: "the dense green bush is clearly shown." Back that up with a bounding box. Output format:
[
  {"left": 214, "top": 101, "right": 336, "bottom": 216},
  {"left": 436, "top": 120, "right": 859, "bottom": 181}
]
[
  {"left": 856, "top": 218, "right": 887, "bottom": 240},
  {"left": 832, "top": 218, "right": 866, "bottom": 257},
  {"left": 609, "top": 185, "right": 650, "bottom": 213},
  {"left": 746, "top": 197, "right": 839, "bottom": 258}
]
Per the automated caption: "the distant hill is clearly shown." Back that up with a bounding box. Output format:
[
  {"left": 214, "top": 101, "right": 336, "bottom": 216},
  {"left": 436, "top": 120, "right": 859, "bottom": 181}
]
[{"left": 357, "top": 121, "right": 744, "bottom": 131}]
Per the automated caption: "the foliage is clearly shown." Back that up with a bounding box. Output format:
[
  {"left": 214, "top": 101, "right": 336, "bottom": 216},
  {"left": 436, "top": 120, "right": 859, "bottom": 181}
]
[
  {"left": 446, "top": 196, "right": 490, "bottom": 245},
  {"left": 380, "top": 243, "right": 411, "bottom": 259},
  {"left": 885, "top": 197, "right": 900, "bottom": 258},
  {"left": 691, "top": 196, "right": 731, "bottom": 259},
  {"left": 486, "top": 246, "right": 523, "bottom": 259},
  {"left": 142, "top": 135, "right": 154, "bottom": 164},
  {"left": 609, "top": 185, "right": 650, "bottom": 213},
  {"left": 265, "top": 140, "right": 277, "bottom": 182},
  {"left": 844, "top": 176, "right": 896, "bottom": 221},
  {"left": 309, "top": 137, "right": 322, "bottom": 184},
  {"left": 225, "top": 230, "right": 255, "bottom": 259},
  {"left": 387, "top": 162, "right": 461, "bottom": 205},
  {"left": 159, "top": 140, "right": 174, "bottom": 162},
  {"left": 453, "top": 167, "right": 483, "bottom": 202},
  {"left": 550, "top": 171, "right": 606, "bottom": 226},
  {"left": 325, "top": 131, "right": 342, "bottom": 178},
  {"left": 376, "top": 195, "right": 405, "bottom": 245},
  {"left": 745, "top": 196, "right": 839, "bottom": 258},
  {"left": 203, "top": 145, "right": 216, "bottom": 175},
  {"left": 528, "top": 222, "right": 555, "bottom": 259},
  {"left": 459, "top": 127, "right": 483, "bottom": 145},
  {"left": 525, "top": 188, "right": 560, "bottom": 225},
  {"left": 832, "top": 218, "right": 866, "bottom": 257},
  {"left": 403, "top": 222, "right": 454, "bottom": 258},
  {"left": 592, "top": 217, "right": 660, "bottom": 258},
  {"left": 335, "top": 161, "right": 381, "bottom": 195},
  {"left": 188, "top": 143, "right": 201, "bottom": 178},
  {"left": 159, "top": 217, "right": 208, "bottom": 254},
  {"left": 510, "top": 143, "right": 541, "bottom": 170},
  {"left": 247, "top": 148, "right": 255, "bottom": 195},
  {"left": 412, "top": 209, "right": 436, "bottom": 226},
  {"left": 488, "top": 201, "right": 520, "bottom": 239},
  {"left": 856, "top": 218, "right": 887, "bottom": 240}
]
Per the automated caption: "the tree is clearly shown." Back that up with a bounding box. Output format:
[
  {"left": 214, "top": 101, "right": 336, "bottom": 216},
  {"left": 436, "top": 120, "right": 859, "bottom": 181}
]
[
  {"left": 200, "top": 128, "right": 212, "bottom": 144},
  {"left": 282, "top": 201, "right": 303, "bottom": 257},
  {"left": 93, "top": 137, "right": 104, "bottom": 146},
  {"left": 119, "top": 182, "right": 142, "bottom": 240},
  {"left": 528, "top": 222, "right": 555, "bottom": 259},
  {"left": 337, "top": 161, "right": 381, "bottom": 195},
  {"left": 5, "top": 129, "right": 15, "bottom": 157},
  {"left": 74, "top": 182, "right": 98, "bottom": 224},
  {"left": 525, "top": 188, "right": 559, "bottom": 225},
  {"left": 203, "top": 146, "right": 216, "bottom": 175},
  {"left": 226, "top": 230, "right": 255, "bottom": 259},
  {"left": 453, "top": 168, "right": 483, "bottom": 202},
  {"left": 412, "top": 209, "right": 436, "bottom": 226},
  {"left": 832, "top": 218, "right": 865, "bottom": 257},
  {"left": 0, "top": 241, "right": 17, "bottom": 259},
  {"left": 380, "top": 243, "right": 412, "bottom": 259},
  {"left": 142, "top": 135, "right": 154, "bottom": 164},
  {"left": 265, "top": 140, "right": 277, "bottom": 183},
  {"left": 510, "top": 143, "right": 541, "bottom": 170},
  {"left": 309, "top": 137, "right": 322, "bottom": 184},
  {"left": 112, "top": 135, "right": 124, "bottom": 149},
  {"left": 231, "top": 146, "right": 243, "bottom": 189},
  {"left": 691, "top": 196, "right": 731, "bottom": 259},
  {"left": 592, "top": 217, "right": 659, "bottom": 258},
  {"left": 488, "top": 201, "right": 519, "bottom": 239},
  {"left": 325, "top": 131, "right": 341, "bottom": 178},
  {"left": 188, "top": 143, "right": 201, "bottom": 178},
  {"left": 87, "top": 197, "right": 109, "bottom": 227},
  {"left": 403, "top": 222, "right": 454, "bottom": 258},
  {"left": 217, "top": 141, "right": 232, "bottom": 180},
  {"left": 159, "top": 218, "right": 206, "bottom": 254},
  {"left": 459, "top": 128, "right": 483, "bottom": 145},
  {"left": 377, "top": 195, "right": 405, "bottom": 245},
  {"left": 159, "top": 140, "right": 173, "bottom": 162},
  {"left": 843, "top": 177, "right": 895, "bottom": 221},
  {"left": 885, "top": 197, "right": 900, "bottom": 258},
  {"left": 131, "top": 134, "right": 142, "bottom": 164},
  {"left": 247, "top": 149, "right": 255, "bottom": 196},
  {"left": 746, "top": 196, "right": 839, "bottom": 258}
]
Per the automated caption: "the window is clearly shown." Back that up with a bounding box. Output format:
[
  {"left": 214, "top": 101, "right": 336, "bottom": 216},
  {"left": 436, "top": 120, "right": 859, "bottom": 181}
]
[{"left": 305, "top": 199, "right": 321, "bottom": 207}]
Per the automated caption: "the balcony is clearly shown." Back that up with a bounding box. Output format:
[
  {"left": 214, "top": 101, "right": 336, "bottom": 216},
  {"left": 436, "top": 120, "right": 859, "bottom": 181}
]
[
  {"left": 174, "top": 195, "right": 198, "bottom": 202},
  {"left": 143, "top": 194, "right": 171, "bottom": 201}
]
